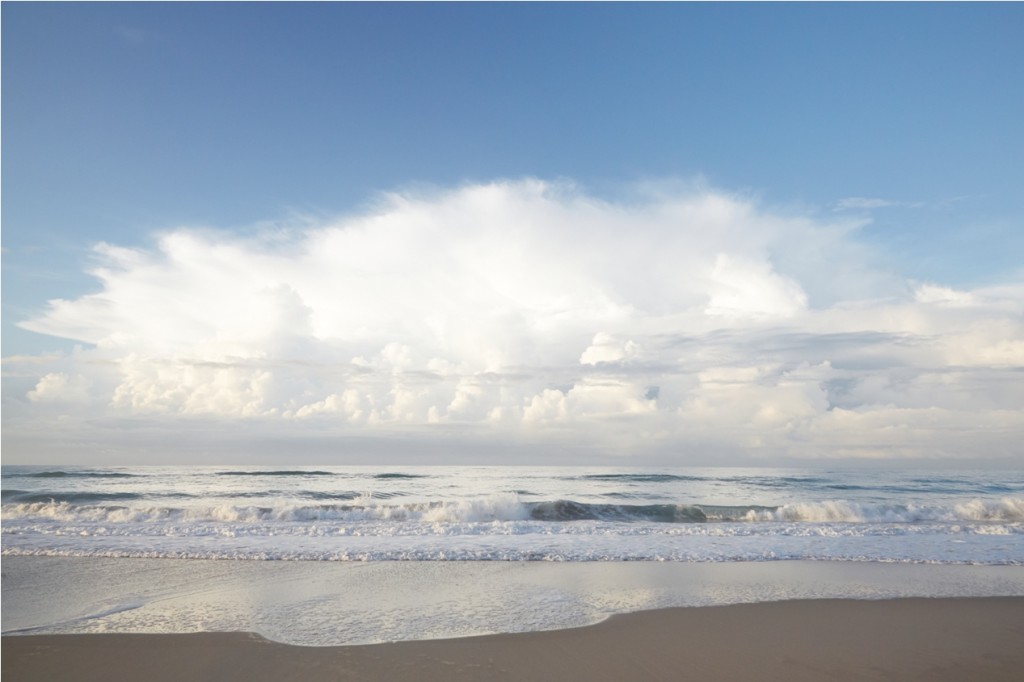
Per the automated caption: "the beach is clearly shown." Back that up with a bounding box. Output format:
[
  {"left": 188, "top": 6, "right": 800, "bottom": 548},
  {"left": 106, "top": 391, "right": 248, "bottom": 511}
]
[
  {"left": 3, "top": 467, "right": 1022, "bottom": 678},
  {"left": 4, "top": 558, "right": 1024, "bottom": 681},
  {"left": 5, "top": 597, "right": 1023, "bottom": 681}
]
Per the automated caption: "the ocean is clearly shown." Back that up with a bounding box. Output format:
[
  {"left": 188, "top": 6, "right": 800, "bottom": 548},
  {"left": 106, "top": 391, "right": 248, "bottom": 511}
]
[
  {"left": 3, "top": 465, "right": 1022, "bottom": 563},
  {"left": 4, "top": 465, "right": 1023, "bottom": 644}
]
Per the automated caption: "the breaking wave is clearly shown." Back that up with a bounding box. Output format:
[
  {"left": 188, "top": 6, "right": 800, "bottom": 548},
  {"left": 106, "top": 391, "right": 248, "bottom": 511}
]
[{"left": 4, "top": 495, "right": 1022, "bottom": 526}]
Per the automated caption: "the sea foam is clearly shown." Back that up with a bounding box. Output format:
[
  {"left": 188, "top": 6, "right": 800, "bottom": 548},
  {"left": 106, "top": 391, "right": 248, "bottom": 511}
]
[{"left": 3, "top": 465, "right": 1022, "bottom": 564}]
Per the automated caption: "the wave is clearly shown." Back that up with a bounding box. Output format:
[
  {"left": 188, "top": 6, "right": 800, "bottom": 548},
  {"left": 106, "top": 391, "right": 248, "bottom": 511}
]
[
  {"left": 5, "top": 471, "right": 140, "bottom": 479},
  {"left": 4, "top": 496, "right": 1022, "bottom": 526},
  {"left": 1, "top": 491, "right": 153, "bottom": 504},
  {"left": 952, "top": 498, "right": 1024, "bottom": 522},
  {"left": 6, "top": 544, "right": 1020, "bottom": 564},
  {"left": 1, "top": 490, "right": 409, "bottom": 505},
  {"left": 215, "top": 470, "right": 337, "bottom": 477},
  {"left": 574, "top": 473, "right": 709, "bottom": 483},
  {"left": 742, "top": 498, "right": 1024, "bottom": 523},
  {"left": 737, "top": 476, "right": 831, "bottom": 488},
  {"left": 529, "top": 500, "right": 708, "bottom": 522},
  {"left": 222, "top": 491, "right": 371, "bottom": 501},
  {"left": 373, "top": 473, "right": 429, "bottom": 479}
]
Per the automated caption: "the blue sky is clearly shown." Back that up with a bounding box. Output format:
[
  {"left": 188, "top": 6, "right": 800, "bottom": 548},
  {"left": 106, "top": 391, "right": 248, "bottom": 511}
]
[{"left": 2, "top": 3, "right": 1022, "bottom": 465}]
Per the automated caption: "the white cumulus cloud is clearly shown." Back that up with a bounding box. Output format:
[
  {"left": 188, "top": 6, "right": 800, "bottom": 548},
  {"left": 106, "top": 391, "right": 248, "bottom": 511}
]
[
  {"left": 27, "top": 372, "right": 91, "bottom": 404},
  {"left": 8, "top": 179, "right": 1023, "bottom": 464}
]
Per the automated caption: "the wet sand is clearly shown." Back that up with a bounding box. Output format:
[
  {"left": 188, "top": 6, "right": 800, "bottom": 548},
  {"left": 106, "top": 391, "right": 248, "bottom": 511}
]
[{"left": 4, "top": 597, "right": 1023, "bottom": 681}]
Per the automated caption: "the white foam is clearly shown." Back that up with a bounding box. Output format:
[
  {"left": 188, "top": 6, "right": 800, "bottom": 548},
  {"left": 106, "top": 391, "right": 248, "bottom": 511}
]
[
  {"left": 743, "top": 498, "right": 1024, "bottom": 523},
  {"left": 420, "top": 493, "right": 529, "bottom": 523},
  {"left": 954, "top": 497, "right": 1024, "bottom": 521},
  {"left": 8, "top": 496, "right": 1023, "bottom": 525},
  {"left": 4, "top": 494, "right": 1023, "bottom": 565}
]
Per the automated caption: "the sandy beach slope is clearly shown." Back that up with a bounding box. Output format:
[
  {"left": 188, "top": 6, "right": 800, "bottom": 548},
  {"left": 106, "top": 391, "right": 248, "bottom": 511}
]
[{"left": 4, "top": 597, "right": 1023, "bottom": 681}]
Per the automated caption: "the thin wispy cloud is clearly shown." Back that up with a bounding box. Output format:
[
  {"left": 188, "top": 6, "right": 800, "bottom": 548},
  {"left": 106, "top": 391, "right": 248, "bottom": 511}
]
[
  {"left": 835, "top": 197, "right": 897, "bottom": 211},
  {"left": 834, "top": 196, "right": 933, "bottom": 212}
]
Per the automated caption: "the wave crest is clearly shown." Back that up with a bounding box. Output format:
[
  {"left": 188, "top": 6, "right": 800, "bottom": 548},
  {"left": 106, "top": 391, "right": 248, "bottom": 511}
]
[{"left": 4, "top": 496, "right": 1022, "bottom": 526}]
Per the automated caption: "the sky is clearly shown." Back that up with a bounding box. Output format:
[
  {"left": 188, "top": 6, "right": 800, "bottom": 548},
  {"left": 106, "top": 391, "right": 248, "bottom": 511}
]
[{"left": 2, "top": 3, "right": 1022, "bottom": 466}]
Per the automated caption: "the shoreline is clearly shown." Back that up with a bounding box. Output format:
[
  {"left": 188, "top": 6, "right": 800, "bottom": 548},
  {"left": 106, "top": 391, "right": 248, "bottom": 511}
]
[
  {"left": 5, "top": 597, "right": 1024, "bottom": 681},
  {"left": 6, "top": 557, "right": 1024, "bottom": 646},
  {"left": 4, "top": 557, "right": 1024, "bottom": 645}
]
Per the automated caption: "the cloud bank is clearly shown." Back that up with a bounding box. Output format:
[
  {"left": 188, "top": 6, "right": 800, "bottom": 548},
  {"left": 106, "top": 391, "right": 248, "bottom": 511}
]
[{"left": 6, "top": 179, "right": 1023, "bottom": 464}]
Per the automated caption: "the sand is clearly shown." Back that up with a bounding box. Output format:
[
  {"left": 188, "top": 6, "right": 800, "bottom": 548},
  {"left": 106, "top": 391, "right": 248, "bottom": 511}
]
[{"left": 4, "top": 597, "right": 1023, "bottom": 681}]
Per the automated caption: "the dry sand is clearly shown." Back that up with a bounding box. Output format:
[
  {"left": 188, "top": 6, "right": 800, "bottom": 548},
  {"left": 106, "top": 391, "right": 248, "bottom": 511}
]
[{"left": 4, "top": 597, "right": 1023, "bottom": 681}]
